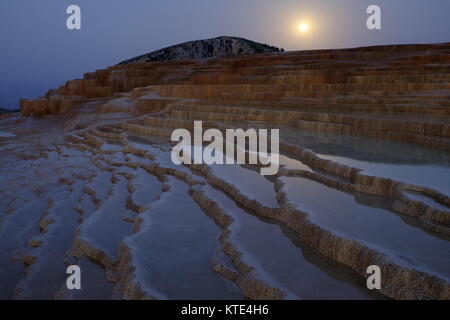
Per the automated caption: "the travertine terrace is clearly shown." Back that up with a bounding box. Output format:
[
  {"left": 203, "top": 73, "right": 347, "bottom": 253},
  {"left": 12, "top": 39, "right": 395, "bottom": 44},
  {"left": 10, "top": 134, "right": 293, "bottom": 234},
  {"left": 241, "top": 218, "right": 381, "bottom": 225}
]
[{"left": 1, "top": 42, "right": 450, "bottom": 300}]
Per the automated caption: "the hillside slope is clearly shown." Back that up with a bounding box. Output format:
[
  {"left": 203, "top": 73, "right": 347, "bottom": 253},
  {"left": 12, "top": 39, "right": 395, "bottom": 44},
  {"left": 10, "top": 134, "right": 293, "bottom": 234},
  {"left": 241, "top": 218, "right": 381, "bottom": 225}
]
[{"left": 118, "top": 36, "right": 283, "bottom": 65}]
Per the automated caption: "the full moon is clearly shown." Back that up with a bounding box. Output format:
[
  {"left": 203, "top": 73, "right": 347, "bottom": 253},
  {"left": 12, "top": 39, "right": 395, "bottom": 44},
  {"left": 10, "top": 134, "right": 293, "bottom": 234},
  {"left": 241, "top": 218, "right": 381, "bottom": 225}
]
[{"left": 298, "top": 23, "right": 309, "bottom": 32}]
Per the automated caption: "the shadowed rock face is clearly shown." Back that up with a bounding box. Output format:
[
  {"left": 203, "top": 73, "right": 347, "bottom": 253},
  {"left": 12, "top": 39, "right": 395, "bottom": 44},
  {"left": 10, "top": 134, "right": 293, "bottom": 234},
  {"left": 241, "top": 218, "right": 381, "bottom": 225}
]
[
  {"left": 117, "top": 36, "right": 283, "bottom": 65},
  {"left": 1, "top": 41, "right": 450, "bottom": 300},
  {"left": 0, "top": 108, "right": 18, "bottom": 114}
]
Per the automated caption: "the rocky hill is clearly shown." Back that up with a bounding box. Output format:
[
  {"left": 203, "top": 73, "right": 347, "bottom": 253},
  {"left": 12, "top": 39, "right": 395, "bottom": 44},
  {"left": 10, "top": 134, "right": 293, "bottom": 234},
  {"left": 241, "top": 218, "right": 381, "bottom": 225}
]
[
  {"left": 118, "top": 36, "right": 283, "bottom": 65},
  {"left": 0, "top": 107, "right": 17, "bottom": 114}
]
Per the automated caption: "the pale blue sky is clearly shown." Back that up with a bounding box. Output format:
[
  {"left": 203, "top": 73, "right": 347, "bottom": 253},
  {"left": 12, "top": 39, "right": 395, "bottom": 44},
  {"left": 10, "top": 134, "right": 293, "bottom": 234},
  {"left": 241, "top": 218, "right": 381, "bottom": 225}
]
[{"left": 0, "top": 0, "right": 449, "bottom": 109}]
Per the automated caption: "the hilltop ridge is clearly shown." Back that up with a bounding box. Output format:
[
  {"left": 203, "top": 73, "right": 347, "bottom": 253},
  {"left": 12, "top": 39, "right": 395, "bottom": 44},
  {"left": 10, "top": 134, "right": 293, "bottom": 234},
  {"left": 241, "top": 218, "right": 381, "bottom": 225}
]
[{"left": 118, "top": 36, "right": 283, "bottom": 65}]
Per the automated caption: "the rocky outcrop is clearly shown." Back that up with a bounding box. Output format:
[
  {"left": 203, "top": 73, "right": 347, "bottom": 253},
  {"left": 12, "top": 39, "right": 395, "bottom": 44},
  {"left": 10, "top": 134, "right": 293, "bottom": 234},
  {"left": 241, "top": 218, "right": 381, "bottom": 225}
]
[
  {"left": 117, "top": 36, "right": 283, "bottom": 65},
  {"left": 0, "top": 107, "right": 18, "bottom": 114}
]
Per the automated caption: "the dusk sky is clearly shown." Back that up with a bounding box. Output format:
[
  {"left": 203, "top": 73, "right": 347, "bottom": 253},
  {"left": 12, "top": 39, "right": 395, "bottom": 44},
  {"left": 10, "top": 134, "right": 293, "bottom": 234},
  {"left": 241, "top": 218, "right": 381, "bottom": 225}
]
[{"left": 1, "top": 0, "right": 449, "bottom": 109}]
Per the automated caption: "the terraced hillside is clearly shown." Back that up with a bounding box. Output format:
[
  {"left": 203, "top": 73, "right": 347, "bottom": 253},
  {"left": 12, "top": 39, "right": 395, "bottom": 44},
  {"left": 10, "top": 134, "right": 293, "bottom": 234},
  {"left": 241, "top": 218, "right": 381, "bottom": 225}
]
[{"left": 1, "top": 42, "right": 450, "bottom": 300}]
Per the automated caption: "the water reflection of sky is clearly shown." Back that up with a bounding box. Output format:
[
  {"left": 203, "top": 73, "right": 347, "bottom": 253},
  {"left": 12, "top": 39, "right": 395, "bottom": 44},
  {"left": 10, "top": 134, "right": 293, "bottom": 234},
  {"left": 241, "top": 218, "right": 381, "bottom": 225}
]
[{"left": 319, "top": 153, "right": 450, "bottom": 196}]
